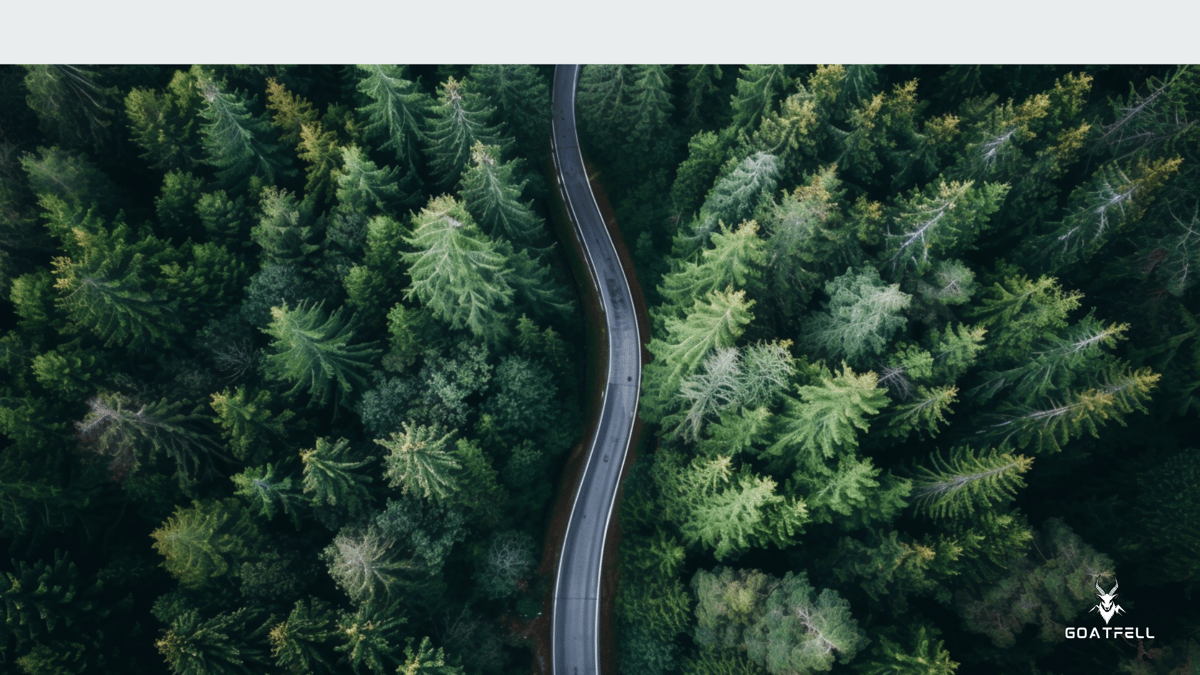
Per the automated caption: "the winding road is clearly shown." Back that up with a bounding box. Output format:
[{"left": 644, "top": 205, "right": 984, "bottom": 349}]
[{"left": 550, "top": 65, "right": 642, "bottom": 675}]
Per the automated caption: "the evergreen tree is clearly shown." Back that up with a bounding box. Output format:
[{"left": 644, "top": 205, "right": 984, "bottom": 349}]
[
  {"left": 468, "top": 64, "right": 551, "bottom": 154},
  {"left": 376, "top": 422, "right": 460, "bottom": 503},
  {"left": 401, "top": 195, "right": 514, "bottom": 344},
  {"left": 23, "top": 65, "right": 115, "bottom": 151},
  {"left": 336, "top": 145, "right": 401, "bottom": 216},
  {"left": 335, "top": 600, "right": 406, "bottom": 675},
  {"left": 196, "top": 72, "right": 293, "bottom": 189},
  {"left": 955, "top": 518, "right": 1115, "bottom": 648},
  {"left": 926, "top": 322, "right": 987, "bottom": 383},
  {"left": 75, "top": 392, "right": 221, "bottom": 486},
  {"left": 577, "top": 65, "right": 638, "bottom": 151},
  {"left": 831, "top": 531, "right": 960, "bottom": 613},
  {"left": 730, "top": 65, "right": 790, "bottom": 132},
  {"left": 0, "top": 551, "right": 99, "bottom": 646},
  {"left": 209, "top": 386, "right": 295, "bottom": 464},
  {"left": 250, "top": 186, "right": 323, "bottom": 270},
  {"left": 688, "top": 152, "right": 781, "bottom": 248},
  {"left": 460, "top": 142, "right": 549, "bottom": 248},
  {"left": 910, "top": 447, "right": 1033, "bottom": 519},
  {"left": 660, "top": 220, "right": 766, "bottom": 314},
  {"left": 642, "top": 288, "right": 755, "bottom": 423},
  {"left": 300, "top": 437, "right": 373, "bottom": 518},
  {"left": 231, "top": 462, "right": 303, "bottom": 528},
  {"left": 269, "top": 597, "right": 339, "bottom": 675},
  {"left": 22, "top": 146, "right": 119, "bottom": 212},
  {"left": 264, "top": 77, "right": 319, "bottom": 147},
  {"left": 767, "top": 363, "right": 888, "bottom": 466},
  {"left": 474, "top": 530, "right": 536, "bottom": 600},
  {"left": 882, "top": 385, "right": 958, "bottom": 439},
  {"left": 156, "top": 607, "right": 273, "bottom": 675},
  {"left": 150, "top": 498, "right": 265, "bottom": 589},
  {"left": 322, "top": 525, "right": 413, "bottom": 607},
  {"left": 745, "top": 571, "right": 866, "bottom": 675},
  {"left": 853, "top": 625, "right": 959, "bottom": 675},
  {"left": 298, "top": 122, "right": 342, "bottom": 206},
  {"left": 126, "top": 69, "right": 203, "bottom": 171},
  {"left": 48, "top": 202, "right": 182, "bottom": 349},
  {"left": 344, "top": 214, "right": 410, "bottom": 331},
  {"left": 261, "top": 301, "right": 379, "bottom": 409},
  {"left": 628, "top": 64, "right": 675, "bottom": 158},
  {"left": 356, "top": 64, "right": 430, "bottom": 177},
  {"left": 424, "top": 77, "right": 506, "bottom": 189},
  {"left": 680, "top": 64, "right": 724, "bottom": 124},
  {"left": 884, "top": 180, "right": 1009, "bottom": 276},
  {"left": 805, "top": 267, "right": 911, "bottom": 366},
  {"left": 968, "top": 272, "right": 1081, "bottom": 361}
]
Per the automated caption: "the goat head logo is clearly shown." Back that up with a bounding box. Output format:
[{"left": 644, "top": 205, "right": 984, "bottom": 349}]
[{"left": 1090, "top": 579, "right": 1126, "bottom": 625}]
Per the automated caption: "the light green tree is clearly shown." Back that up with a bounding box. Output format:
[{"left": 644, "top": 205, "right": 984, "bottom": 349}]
[
  {"left": 910, "top": 447, "right": 1033, "bottom": 519},
  {"left": 268, "top": 597, "right": 339, "bottom": 675},
  {"left": 402, "top": 195, "right": 514, "bottom": 344},
  {"left": 125, "top": 69, "right": 203, "bottom": 171},
  {"left": 231, "top": 463, "right": 303, "bottom": 528},
  {"left": 853, "top": 624, "right": 959, "bottom": 675},
  {"left": 300, "top": 437, "right": 373, "bottom": 518},
  {"left": 322, "top": 525, "right": 414, "bottom": 607},
  {"left": 804, "top": 267, "right": 911, "bottom": 366},
  {"left": 262, "top": 302, "right": 379, "bottom": 409},
  {"left": 767, "top": 363, "right": 888, "bottom": 467},
  {"left": 376, "top": 422, "right": 460, "bottom": 502},
  {"left": 150, "top": 498, "right": 264, "bottom": 589},
  {"left": 745, "top": 572, "right": 867, "bottom": 675},
  {"left": 398, "top": 636, "right": 465, "bottom": 675},
  {"left": 884, "top": 180, "right": 1009, "bottom": 276},
  {"left": 660, "top": 220, "right": 766, "bottom": 313},
  {"left": 336, "top": 600, "right": 406, "bottom": 675},
  {"left": 687, "top": 152, "right": 781, "bottom": 249}
]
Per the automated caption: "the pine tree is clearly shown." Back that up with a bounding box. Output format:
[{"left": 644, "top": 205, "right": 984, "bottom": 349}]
[
  {"left": 210, "top": 386, "right": 295, "bottom": 464},
  {"left": 336, "top": 145, "right": 401, "bottom": 216},
  {"left": 156, "top": 607, "right": 273, "bottom": 675},
  {"left": 0, "top": 551, "right": 99, "bottom": 645},
  {"left": 474, "top": 530, "right": 536, "bottom": 600},
  {"left": 955, "top": 518, "right": 1115, "bottom": 648},
  {"left": 299, "top": 122, "right": 342, "bottom": 206},
  {"left": 969, "top": 273, "right": 1081, "bottom": 361},
  {"left": 401, "top": 195, "right": 514, "bottom": 344},
  {"left": 577, "top": 65, "right": 638, "bottom": 150},
  {"left": 642, "top": 288, "right": 755, "bottom": 423},
  {"left": 832, "top": 530, "right": 961, "bottom": 613},
  {"left": 264, "top": 77, "right": 319, "bottom": 147},
  {"left": 356, "top": 64, "right": 430, "bottom": 176},
  {"left": 687, "top": 152, "right": 781, "bottom": 249},
  {"left": 231, "top": 462, "right": 303, "bottom": 528},
  {"left": 680, "top": 64, "right": 724, "bottom": 124},
  {"left": 125, "top": 69, "right": 203, "bottom": 171},
  {"left": 692, "top": 566, "right": 777, "bottom": 650},
  {"left": 660, "top": 220, "right": 766, "bottom": 313},
  {"left": 262, "top": 301, "right": 379, "bottom": 409},
  {"left": 628, "top": 64, "right": 674, "bottom": 159},
  {"left": 376, "top": 422, "right": 460, "bottom": 503},
  {"left": 730, "top": 65, "right": 790, "bottom": 132},
  {"left": 425, "top": 77, "right": 506, "bottom": 189},
  {"left": 399, "top": 636, "right": 465, "bottom": 675},
  {"left": 468, "top": 64, "right": 551, "bottom": 154},
  {"left": 196, "top": 72, "right": 292, "bottom": 190},
  {"left": 853, "top": 624, "right": 959, "bottom": 675},
  {"left": 322, "top": 525, "right": 413, "bottom": 607},
  {"left": 884, "top": 180, "right": 1009, "bottom": 276},
  {"left": 150, "top": 498, "right": 265, "bottom": 589},
  {"left": 460, "top": 142, "right": 549, "bottom": 248},
  {"left": 23, "top": 65, "right": 115, "bottom": 151},
  {"left": 22, "top": 146, "right": 119, "bottom": 213},
  {"left": 768, "top": 363, "right": 888, "bottom": 467},
  {"left": 804, "top": 267, "right": 911, "bottom": 366},
  {"left": 335, "top": 600, "right": 406, "bottom": 675},
  {"left": 745, "top": 572, "right": 866, "bottom": 675},
  {"left": 910, "top": 447, "right": 1033, "bottom": 519},
  {"left": 670, "top": 342, "right": 793, "bottom": 442},
  {"left": 1033, "top": 157, "right": 1182, "bottom": 270},
  {"left": 269, "top": 597, "right": 339, "bottom": 675},
  {"left": 300, "top": 437, "right": 373, "bottom": 518},
  {"left": 250, "top": 186, "right": 323, "bottom": 270},
  {"left": 344, "top": 214, "right": 410, "bottom": 331},
  {"left": 883, "top": 385, "right": 957, "bottom": 439},
  {"left": 794, "top": 456, "right": 908, "bottom": 528},
  {"left": 986, "top": 367, "right": 1159, "bottom": 453},
  {"left": 75, "top": 392, "right": 221, "bottom": 486},
  {"left": 48, "top": 202, "right": 182, "bottom": 349},
  {"left": 926, "top": 323, "right": 987, "bottom": 383}
]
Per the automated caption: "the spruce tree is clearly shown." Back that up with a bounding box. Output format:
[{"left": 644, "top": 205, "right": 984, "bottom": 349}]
[
  {"left": 269, "top": 598, "right": 339, "bottom": 675},
  {"left": 125, "top": 69, "right": 203, "bottom": 171},
  {"left": 376, "top": 422, "right": 460, "bottom": 503},
  {"left": 968, "top": 273, "right": 1081, "bottom": 361},
  {"left": 356, "top": 64, "right": 430, "bottom": 177},
  {"left": 468, "top": 64, "right": 551, "bottom": 154},
  {"left": 150, "top": 498, "right": 265, "bottom": 589},
  {"left": 805, "top": 266, "right": 911, "bottom": 366},
  {"left": 884, "top": 180, "right": 1009, "bottom": 276},
  {"left": 156, "top": 607, "right": 273, "bottom": 675},
  {"left": 336, "top": 145, "right": 401, "bottom": 216},
  {"left": 660, "top": 220, "right": 766, "bottom": 314},
  {"left": 209, "top": 386, "right": 295, "bottom": 464},
  {"left": 577, "top": 65, "right": 638, "bottom": 152},
  {"left": 746, "top": 572, "right": 866, "bottom": 675},
  {"left": 401, "top": 195, "right": 515, "bottom": 344},
  {"left": 910, "top": 447, "right": 1033, "bottom": 519},
  {"left": 767, "top": 363, "right": 888, "bottom": 467},
  {"left": 424, "top": 77, "right": 506, "bottom": 189},
  {"left": 344, "top": 214, "right": 410, "bottom": 331},
  {"left": 0, "top": 551, "right": 100, "bottom": 645},
  {"left": 687, "top": 152, "right": 781, "bottom": 249},
  {"left": 730, "top": 65, "right": 790, "bottom": 132},
  {"left": 196, "top": 73, "right": 293, "bottom": 190},
  {"left": 322, "top": 525, "right": 412, "bottom": 607},
  {"left": 231, "top": 462, "right": 303, "bottom": 528},
  {"left": 300, "top": 437, "right": 373, "bottom": 518},
  {"left": 335, "top": 600, "right": 407, "bottom": 675},
  {"left": 460, "top": 142, "right": 549, "bottom": 248},
  {"left": 261, "top": 301, "right": 379, "bottom": 409},
  {"left": 23, "top": 65, "right": 116, "bottom": 151}
]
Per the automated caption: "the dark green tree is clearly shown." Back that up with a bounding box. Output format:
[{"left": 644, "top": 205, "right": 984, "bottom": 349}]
[
  {"left": 335, "top": 600, "right": 406, "bottom": 675},
  {"left": 910, "top": 447, "right": 1033, "bottom": 519},
  {"left": 424, "top": 77, "right": 506, "bottom": 189},
  {"left": 730, "top": 65, "right": 790, "bottom": 132},
  {"left": 209, "top": 386, "right": 295, "bottom": 464},
  {"left": 300, "top": 437, "right": 373, "bottom": 518},
  {"left": 460, "top": 142, "right": 550, "bottom": 248},
  {"left": 196, "top": 72, "right": 293, "bottom": 190},
  {"left": 376, "top": 423, "right": 460, "bottom": 503},
  {"left": 150, "top": 498, "right": 265, "bottom": 589},
  {"left": 356, "top": 64, "right": 430, "bottom": 177},
  {"left": 0, "top": 551, "right": 100, "bottom": 646},
  {"left": 468, "top": 64, "right": 551, "bottom": 154},
  {"left": 268, "top": 597, "right": 339, "bottom": 675},
  {"left": 23, "top": 65, "right": 116, "bottom": 151},
  {"left": 156, "top": 608, "right": 273, "bottom": 675},
  {"left": 126, "top": 69, "right": 203, "bottom": 171}
]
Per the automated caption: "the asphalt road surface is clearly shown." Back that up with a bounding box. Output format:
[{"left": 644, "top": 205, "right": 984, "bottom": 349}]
[{"left": 550, "top": 65, "right": 642, "bottom": 675}]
